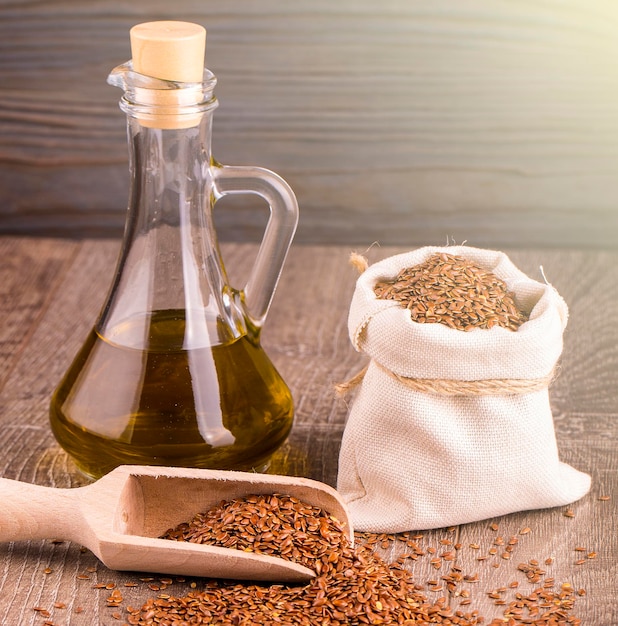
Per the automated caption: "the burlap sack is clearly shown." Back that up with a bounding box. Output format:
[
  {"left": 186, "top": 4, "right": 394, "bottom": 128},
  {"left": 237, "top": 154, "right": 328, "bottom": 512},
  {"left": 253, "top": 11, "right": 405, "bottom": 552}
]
[{"left": 337, "top": 245, "right": 591, "bottom": 533}]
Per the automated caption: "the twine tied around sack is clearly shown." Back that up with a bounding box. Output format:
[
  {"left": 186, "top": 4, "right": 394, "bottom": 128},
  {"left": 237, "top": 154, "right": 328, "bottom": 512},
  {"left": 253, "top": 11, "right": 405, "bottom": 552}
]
[
  {"left": 335, "top": 362, "right": 556, "bottom": 397},
  {"left": 335, "top": 251, "right": 556, "bottom": 397}
]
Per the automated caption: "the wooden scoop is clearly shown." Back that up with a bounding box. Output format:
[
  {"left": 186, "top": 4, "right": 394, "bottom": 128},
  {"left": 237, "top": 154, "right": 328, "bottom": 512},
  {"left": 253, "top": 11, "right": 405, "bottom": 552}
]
[{"left": 0, "top": 465, "right": 353, "bottom": 583}]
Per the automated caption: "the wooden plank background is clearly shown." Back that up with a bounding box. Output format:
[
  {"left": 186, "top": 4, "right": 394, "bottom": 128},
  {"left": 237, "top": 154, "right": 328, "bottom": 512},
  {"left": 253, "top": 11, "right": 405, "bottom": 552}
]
[{"left": 1, "top": 0, "right": 618, "bottom": 248}]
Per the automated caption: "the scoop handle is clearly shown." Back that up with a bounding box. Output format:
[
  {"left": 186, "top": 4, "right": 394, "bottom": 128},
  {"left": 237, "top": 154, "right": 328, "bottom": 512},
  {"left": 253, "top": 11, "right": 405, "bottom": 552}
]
[{"left": 0, "top": 477, "right": 85, "bottom": 544}]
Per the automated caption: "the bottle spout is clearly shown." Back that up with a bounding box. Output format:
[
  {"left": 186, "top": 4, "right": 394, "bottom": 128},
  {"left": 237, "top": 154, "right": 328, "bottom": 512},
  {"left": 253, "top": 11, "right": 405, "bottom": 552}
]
[{"left": 107, "top": 61, "right": 171, "bottom": 91}]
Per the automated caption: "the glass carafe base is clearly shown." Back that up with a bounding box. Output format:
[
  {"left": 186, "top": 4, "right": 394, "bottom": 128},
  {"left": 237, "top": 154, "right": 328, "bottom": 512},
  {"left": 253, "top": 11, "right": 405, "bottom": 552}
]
[{"left": 49, "top": 310, "right": 294, "bottom": 479}]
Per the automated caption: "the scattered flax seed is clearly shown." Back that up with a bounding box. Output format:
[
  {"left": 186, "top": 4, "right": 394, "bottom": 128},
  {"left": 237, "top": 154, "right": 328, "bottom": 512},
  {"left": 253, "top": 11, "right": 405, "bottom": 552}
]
[
  {"left": 43, "top": 567, "right": 52, "bottom": 574},
  {"left": 373, "top": 253, "right": 527, "bottom": 331},
  {"left": 127, "top": 494, "right": 486, "bottom": 625},
  {"left": 487, "top": 581, "right": 580, "bottom": 626},
  {"left": 598, "top": 495, "right": 610, "bottom": 501},
  {"left": 33, "top": 607, "right": 51, "bottom": 617},
  {"left": 107, "top": 589, "right": 124, "bottom": 607},
  {"left": 517, "top": 561, "right": 546, "bottom": 584},
  {"left": 563, "top": 509, "right": 575, "bottom": 518},
  {"left": 489, "top": 523, "right": 499, "bottom": 531},
  {"left": 519, "top": 527, "right": 531, "bottom": 535}
]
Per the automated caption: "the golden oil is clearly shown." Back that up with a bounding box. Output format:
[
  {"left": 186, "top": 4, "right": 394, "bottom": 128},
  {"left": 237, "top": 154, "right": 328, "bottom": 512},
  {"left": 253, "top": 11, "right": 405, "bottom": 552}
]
[{"left": 50, "top": 310, "right": 294, "bottom": 479}]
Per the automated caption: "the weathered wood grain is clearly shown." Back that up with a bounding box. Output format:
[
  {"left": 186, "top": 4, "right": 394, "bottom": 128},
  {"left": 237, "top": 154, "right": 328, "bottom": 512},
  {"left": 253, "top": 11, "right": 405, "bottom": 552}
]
[
  {"left": 0, "top": 238, "right": 616, "bottom": 623},
  {"left": 1, "top": 2, "right": 618, "bottom": 248},
  {"left": 0, "top": 238, "right": 78, "bottom": 393}
]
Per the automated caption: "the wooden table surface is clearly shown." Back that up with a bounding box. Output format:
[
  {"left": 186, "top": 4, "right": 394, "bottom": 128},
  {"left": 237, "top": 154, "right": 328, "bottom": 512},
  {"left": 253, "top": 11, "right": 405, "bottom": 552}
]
[{"left": 0, "top": 236, "right": 616, "bottom": 625}]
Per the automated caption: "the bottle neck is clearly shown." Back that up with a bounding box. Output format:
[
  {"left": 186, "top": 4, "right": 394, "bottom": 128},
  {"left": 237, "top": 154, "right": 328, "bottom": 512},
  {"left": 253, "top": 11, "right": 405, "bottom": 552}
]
[
  {"left": 115, "top": 60, "right": 219, "bottom": 247},
  {"left": 125, "top": 113, "right": 214, "bottom": 230}
]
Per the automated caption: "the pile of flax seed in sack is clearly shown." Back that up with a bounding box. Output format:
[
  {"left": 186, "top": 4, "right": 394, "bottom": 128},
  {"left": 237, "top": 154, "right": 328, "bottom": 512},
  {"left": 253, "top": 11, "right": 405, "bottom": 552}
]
[{"left": 336, "top": 246, "right": 590, "bottom": 533}]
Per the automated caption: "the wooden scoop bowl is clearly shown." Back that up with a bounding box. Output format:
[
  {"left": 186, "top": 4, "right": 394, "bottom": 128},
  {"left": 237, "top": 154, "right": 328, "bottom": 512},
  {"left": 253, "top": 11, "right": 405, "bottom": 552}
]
[{"left": 0, "top": 465, "right": 353, "bottom": 583}]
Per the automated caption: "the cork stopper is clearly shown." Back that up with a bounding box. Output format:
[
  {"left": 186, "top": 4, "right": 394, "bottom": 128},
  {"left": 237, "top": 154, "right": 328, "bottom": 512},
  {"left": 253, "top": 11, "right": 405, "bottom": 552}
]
[
  {"left": 130, "top": 21, "right": 206, "bottom": 83},
  {"left": 129, "top": 21, "right": 207, "bottom": 129}
]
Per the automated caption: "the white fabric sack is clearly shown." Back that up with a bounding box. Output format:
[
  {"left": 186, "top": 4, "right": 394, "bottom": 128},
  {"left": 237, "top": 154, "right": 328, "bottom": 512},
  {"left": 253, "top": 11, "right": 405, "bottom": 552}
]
[{"left": 337, "top": 245, "right": 591, "bottom": 533}]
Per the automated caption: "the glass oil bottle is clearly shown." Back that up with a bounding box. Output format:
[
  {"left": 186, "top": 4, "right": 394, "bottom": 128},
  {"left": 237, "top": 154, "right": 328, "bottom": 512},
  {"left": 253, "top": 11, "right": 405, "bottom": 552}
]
[{"left": 49, "top": 21, "right": 299, "bottom": 479}]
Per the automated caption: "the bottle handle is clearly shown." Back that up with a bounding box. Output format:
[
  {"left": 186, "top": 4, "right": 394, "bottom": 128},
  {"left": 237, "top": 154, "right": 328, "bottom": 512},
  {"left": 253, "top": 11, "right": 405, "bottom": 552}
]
[{"left": 212, "top": 164, "right": 299, "bottom": 328}]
